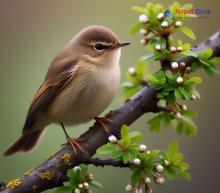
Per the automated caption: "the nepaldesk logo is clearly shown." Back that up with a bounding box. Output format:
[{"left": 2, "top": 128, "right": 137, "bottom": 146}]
[
  {"left": 163, "top": 10, "right": 173, "bottom": 19},
  {"left": 163, "top": 8, "right": 211, "bottom": 19},
  {"left": 176, "top": 8, "right": 211, "bottom": 16}
]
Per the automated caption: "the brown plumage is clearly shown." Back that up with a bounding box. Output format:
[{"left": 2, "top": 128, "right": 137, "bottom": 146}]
[{"left": 4, "top": 25, "right": 129, "bottom": 156}]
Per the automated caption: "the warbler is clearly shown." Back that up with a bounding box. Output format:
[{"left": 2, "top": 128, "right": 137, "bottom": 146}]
[{"left": 4, "top": 25, "right": 130, "bottom": 156}]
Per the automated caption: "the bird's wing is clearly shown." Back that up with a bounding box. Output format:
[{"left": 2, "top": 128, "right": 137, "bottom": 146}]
[{"left": 22, "top": 59, "right": 79, "bottom": 133}]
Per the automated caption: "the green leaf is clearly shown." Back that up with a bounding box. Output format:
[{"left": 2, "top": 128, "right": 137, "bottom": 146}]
[
  {"left": 55, "top": 186, "right": 73, "bottom": 193},
  {"left": 198, "top": 49, "right": 213, "bottom": 59},
  {"left": 135, "top": 60, "right": 148, "bottom": 78},
  {"left": 178, "top": 26, "right": 196, "bottom": 40},
  {"left": 129, "top": 131, "right": 143, "bottom": 142},
  {"left": 122, "top": 84, "right": 141, "bottom": 99},
  {"left": 177, "top": 87, "right": 190, "bottom": 99},
  {"left": 140, "top": 53, "right": 156, "bottom": 62},
  {"left": 129, "top": 22, "right": 147, "bottom": 34},
  {"left": 148, "top": 114, "right": 163, "bottom": 132},
  {"left": 67, "top": 169, "right": 77, "bottom": 180},
  {"left": 132, "top": 6, "right": 148, "bottom": 15},
  {"left": 165, "top": 70, "right": 174, "bottom": 80},
  {"left": 89, "top": 181, "right": 103, "bottom": 189},
  {"left": 167, "top": 140, "right": 179, "bottom": 160},
  {"left": 182, "top": 110, "right": 197, "bottom": 118},
  {"left": 121, "top": 125, "right": 129, "bottom": 138},
  {"left": 147, "top": 150, "right": 159, "bottom": 161},
  {"left": 131, "top": 169, "right": 140, "bottom": 184},
  {"left": 181, "top": 117, "right": 197, "bottom": 136},
  {"left": 97, "top": 143, "right": 117, "bottom": 154},
  {"left": 186, "top": 77, "right": 202, "bottom": 84}
]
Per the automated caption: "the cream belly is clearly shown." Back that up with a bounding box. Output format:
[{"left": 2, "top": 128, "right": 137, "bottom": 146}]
[{"left": 46, "top": 61, "right": 120, "bottom": 126}]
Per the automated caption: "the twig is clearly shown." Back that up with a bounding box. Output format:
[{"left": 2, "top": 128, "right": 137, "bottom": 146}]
[{"left": 82, "top": 157, "right": 130, "bottom": 168}]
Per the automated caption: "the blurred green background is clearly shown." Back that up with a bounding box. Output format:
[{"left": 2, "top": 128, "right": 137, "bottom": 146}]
[{"left": 0, "top": 0, "right": 220, "bottom": 193}]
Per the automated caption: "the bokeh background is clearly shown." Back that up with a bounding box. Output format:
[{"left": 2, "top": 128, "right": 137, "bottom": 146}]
[{"left": 0, "top": 0, "right": 220, "bottom": 193}]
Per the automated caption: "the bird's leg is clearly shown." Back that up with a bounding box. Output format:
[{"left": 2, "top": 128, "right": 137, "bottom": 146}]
[
  {"left": 95, "top": 117, "right": 116, "bottom": 135},
  {"left": 60, "top": 123, "right": 88, "bottom": 155}
]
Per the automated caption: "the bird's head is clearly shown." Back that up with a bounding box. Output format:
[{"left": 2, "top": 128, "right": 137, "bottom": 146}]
[{"left": 72, "top": 25, "right": 130, "bottom": 66}]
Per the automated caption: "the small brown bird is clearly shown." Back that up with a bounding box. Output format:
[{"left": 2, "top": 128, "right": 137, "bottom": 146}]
[{"left": 4, "top": 25, "right": 130, "bottom": 156}]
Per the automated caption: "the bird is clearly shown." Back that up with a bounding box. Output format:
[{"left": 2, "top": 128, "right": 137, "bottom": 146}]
[{"left": 4, "top": 25, "right": 130, "bottom": 156}]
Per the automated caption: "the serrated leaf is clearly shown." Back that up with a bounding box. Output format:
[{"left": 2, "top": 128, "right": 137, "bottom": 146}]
[{"left": 179, "top": 26, "right": 196, "bottom": 40}]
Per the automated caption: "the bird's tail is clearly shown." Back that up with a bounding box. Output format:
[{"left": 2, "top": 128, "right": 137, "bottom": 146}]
[{"left": 4, "top": 129, "right": 44, "bottom": 156}]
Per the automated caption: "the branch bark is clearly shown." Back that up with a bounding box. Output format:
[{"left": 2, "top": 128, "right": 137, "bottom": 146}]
[{"left": 1, "top": 29, "right": 220, "bottom": 193}]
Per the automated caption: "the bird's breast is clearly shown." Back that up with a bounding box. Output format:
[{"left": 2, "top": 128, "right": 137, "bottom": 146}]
[{"left": 47, "top": 61, "right": 120, "bottom": 125}]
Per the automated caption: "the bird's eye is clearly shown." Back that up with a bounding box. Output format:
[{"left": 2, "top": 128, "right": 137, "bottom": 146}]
[{"left": 94, "top": 44, "right": 106, "bottom": 51}]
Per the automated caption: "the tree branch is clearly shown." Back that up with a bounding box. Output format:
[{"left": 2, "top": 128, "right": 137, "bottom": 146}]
[
  {"left": 1, "top": 29, "right": 220, "bottom": 193},
  {"left": 81, "top": 157, "right": 130, "bottom": 168}
]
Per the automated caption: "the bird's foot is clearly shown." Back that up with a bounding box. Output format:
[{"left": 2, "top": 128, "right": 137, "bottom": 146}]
[
  {"left": 62, "top": 137, "right": 89, "bottom": 155},
  {"left": 95, "top": 117, "right": 116, "bottom": 135},
  {"left": 60, "top": 122, "right": 89, "bottom": 155}
]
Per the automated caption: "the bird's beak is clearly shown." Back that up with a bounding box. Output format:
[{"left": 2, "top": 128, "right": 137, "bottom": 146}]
[{"left": 118, "top": 42, "right": 130, "bottom": 47}]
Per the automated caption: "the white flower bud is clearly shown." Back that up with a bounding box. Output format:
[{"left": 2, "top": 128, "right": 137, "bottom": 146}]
[
  {"left": 128, "top": 67, "right": 136, "bottom": 75},
  {"left": 157, "top": 13, "right": 164, "bottom": 20},
  {"left": 155, "top": 177, "right": 165, "bottom": 185},
  {"left": 176, "top": 76, "right": 184, "bottom": 84},
  {"left": 175, "top": 112, "right": 182, "bottom": 119},
  {"left": 83, "top": 182, "right": 89, "bottom": 188},
  {"left": 139, "top": 144, "right": 147, "bottom": 152},
  {"left": 125, "top": 184, "right": 133, "bottom": 192},
  {"left": 108, "top": 135, "right": 117, "bottom": 143},
  {"left": 146, "top": 150, "right": 151, "bottom": 155},
  {"left": 78, "top": 184, "right": 83, "bottom": 188},
  {"left": 139, "top": 15, "right": 149, "bottom": 23},
  {"left": 75, "top": 188, "right": 81, "bottom": 193},
  {"left": 140, "top": 29, "right": 148, "bottom": 35},
  {"left": 182, "top": 105, "right": 187, "bottom": 111},
  {"left": 156, "top": 165, "right": 164, "bottom": 173},
  {"left": 164, "top": 160, "right": 170, "bottom": 166},
  {"left": 88, "top": 174, "right": 93, "bottom": 181},
  {"left": 191, "top": 94, "right": 197, "bottom": 100},
  {"left": 155, "top": 44, "right": 161, "bottom": 51},
  {"left": 135, "top": 188, "right": 143, "bottom": 193},
  {"left": 144, "top": 177, "right": 151, "bottom": 184},
  {"left": 177, "top": 47, "right": 183, "bottom": 52},
  {"left": 133, "top": 158, "right": 141, "bottom": 165},
  {"left": 170, "top": 47, "right": 176, "bottom": 52},
  {"left": 179, "top": 62, "right": 186, "bottom": 68},
  {"left": 175, "top": 21, "right": 182, "bottom": 27},
  {"left": 171, "top": 62, "right": 178, "bottom": 69},
  {"left": 73, "top": 166, "right": 81, "bottom": 172},
  {"left": 140, "top": 39, "right": 148, "bottom": 45},
  {"left": 161, "top": 21, "right": 168, "bottom": 28}
]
